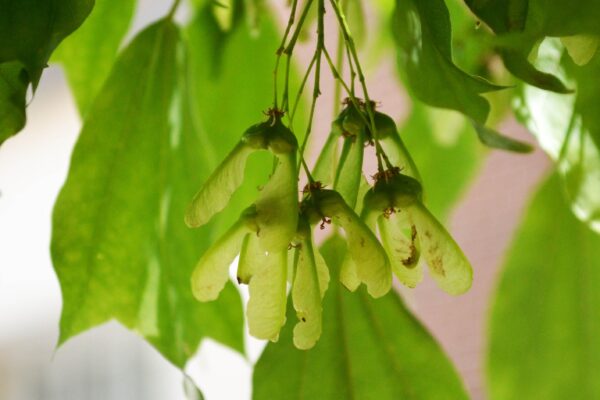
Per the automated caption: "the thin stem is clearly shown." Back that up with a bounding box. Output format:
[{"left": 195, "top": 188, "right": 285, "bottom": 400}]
[
  {"left": 323, "top": 47, "right": 354, "bottom": 106},
  {"left": 273, "top": 0, "right": 299, "bottom": 108},
  {"left": 281, "top": 52, "right": 293, "bottom": 111},
  {"left": 285, "top": 0, "right": 316, "bottom": 55},
  {"left": 301, "top": 157, "right": 315, "bottom": 183},
  {"left": 167, "top": 0, "right": 182, "bottom": 19},
  {"left": 297, "top": 0, "right": 324, "bottom": 182},
  {"left": 332, "top": 0, "right": 346, "bottom": 116},
  {"left": 329, "top": 0, "right": 390, "bottom": 172},
  {"left": 279, "top": 0, "right": 315, "bottom": 111},
  {"left": 345, "top": 45, "right": 357, "bottom": 94},
  {"left": 290, "top": 53, "right": 318, "bottom": 124}
]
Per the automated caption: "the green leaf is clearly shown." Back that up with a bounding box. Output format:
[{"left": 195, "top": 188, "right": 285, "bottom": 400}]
[
  {"left": 53, "top": 0, "right": 137, "bottom": 115},
  {"left": 473, "top": 121, "right": 533, "bottom": 153},
  {"left": 51, "top": 20, "right": 244, "bottom": 367},
  {"left": 346, "top": 0, "right": 367, "bottom": 46},
  {"left": 256, "top": 153, "right": 299, "bottom": 252},
  {"left": 487, "top": 173, "right": 600, "bottom": 399},
  {"left": 514, "top": 38, "right": 600, "bottom": 232},
  {"left": 0, "top": 0, "right": 93, "bottom": 84},
  {"left": 0, "top": 62, "right": 28, "bottom": 143},
  {"left": 183, "top": 374, "right": 206, "bottom": 400},
  {"left": 247, "top": 250, "right": 288, "bottom": 341},
  {"left": 408, "top": 202, "right": 472, "bottom": 295},
  {"left": 0, "top": 0, "right": 93, "bottom": 143},
  {"left": 392, "top": 0, "right": 503, "bottom": 125},
  {"left": 185, "top": 142, "right": 255, "bottom": 228},
  {"left": 466, "top": 0, "right": 600, "bottom": 92},
  {"left": 253, "top": 236, "right": 469, "bottom": 400},
  {"left": 561, "top": 35, "right": 600, "bottom": 66}
]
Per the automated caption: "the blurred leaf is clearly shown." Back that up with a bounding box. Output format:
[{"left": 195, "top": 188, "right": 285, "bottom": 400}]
[
  {"left": 0, "top": 62, "right": 28, "bottom": 143},
  {"left": 346, "top": 0, "right": 367, "bottom": 46},
  {"left": 514, "top": 38, "right": 600, "bottom": 232},
  {"left": 53, "top": 0, "right": 137, "bottom": 115},
  {"left": 253, "top": 236, "right": 469, "bottom": 400},
  {"left": 401, "top": 105, "right": 484, "bottom": 220},
  {"left": 52, "top": 19, "right": 244, "bottom": 368},
  {"left": 183, "top": 374, "right": 205, "bottom": 400},
  {"left": 390, "top": 0, "right": 522, "bottom": 152},
  {"left": 473, "top": 122, "right": 533, "bottom": 153},
  {"left": 466, "top": 0, "right": 600, "bottom": 92},
  {"left": 487, "top": 173, "right": 600, "bottom": 399},
  {"left": 0, "top": 0, "right": 93, "bottom": 144},
  {"left": 391, "top": 0, "right": 503, "bottom": 125}
]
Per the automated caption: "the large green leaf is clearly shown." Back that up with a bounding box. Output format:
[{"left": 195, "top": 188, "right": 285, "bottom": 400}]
[
  {"left": 51, "top": 19, "right": 244, "bottom": 368},
  {"left": 515, "top": 39, "right": 600, "bottom": 232},
  {"left": 466, "top": 0, "right": 600, "bottom": 92},
  {"left": 253, "top": 236, "right": 468, "bottom": 400},
  {"left": 0, "top": 0, "right": 93, "bottom": 143},
  {"left": 391, "top": 0, "right": 531, "bottom": 152},
  {"left": 53, "top": 0, "right": 137, "bottom": 115},
  {"left": 392, "top": 0, "right": 502, "bottom": 125},
  {"left": 487, "top": 173, "right": 600, "bottom": 399},
  {"left": 0, "top": 62, "right": 28, "bottom": 142}
]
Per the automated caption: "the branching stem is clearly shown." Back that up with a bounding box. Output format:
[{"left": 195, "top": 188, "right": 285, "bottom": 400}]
[{"left": 328, "top": 0, "right": 392, "bottom": 172}]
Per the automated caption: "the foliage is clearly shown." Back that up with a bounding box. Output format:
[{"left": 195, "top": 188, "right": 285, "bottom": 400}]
[
  {"left": 1, "top": 0, "right": 600, "bottom": 398},
  {"left": 488, "top": 173, "right": 600, "bottom": 399}
]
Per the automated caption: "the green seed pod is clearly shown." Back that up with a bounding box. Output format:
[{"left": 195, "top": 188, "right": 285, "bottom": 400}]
[
  {"left": 267, "top": 117, "right": 298, "bottom": 154},
  {"left": 185, "top": 142, "right": 256, "bottom": 228},
  {"left": 191, "top": 206, "right": 257, "bottom": 302},
  {"left": 314, "top": 189, "right": 392, "bottom": 298},
  {"left": 247, "top": 249, "right": 288, "bottom": 341},
  {"left": 242, "top": 121, "right": 270, "bottom": 149},
  {"left": 378, "top": 211, "right": 423, "bottom": 288},
  {"left": 255, "top": 152, "right": 299, "bottom": 252},
  {"left": 291, "top": 217, "right": 329, "bottom": 349},
  {"left": 342, "top": 102, "right": 366, "bottom": 136},
  {"left": 363, "top": 171, "right": 423, "bottom": 213},
  {"left": 407, "top": 202, "right": 472, "bottom": 295},
  {"left": 370, "top": 111, "right": 397, "bottom": 140},
  {"left": 388, "top": 173, "right": 423, "bottom": 207},
  {"left": 330, "top": 107, "right": 348, "bottom": 137}
]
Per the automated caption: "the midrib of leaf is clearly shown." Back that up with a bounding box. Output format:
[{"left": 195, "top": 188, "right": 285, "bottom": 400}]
[
  {"left": 184, "top": 54, "right": 219, "bottom": 172},
  {"left": 333, "top": 282, "right": 357, "bottom": 400},
  {"left": 359, "top": 290, "right": 417, "bottom": 400},
  {"left": 66, "top": 22, "right": 171, "bottom": 333},
  {"left": 296, "top": 341, "right": 309, "bottom": 400},
  {"left": 576, "top": 226, "right": 596, "bottom": 398}
]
